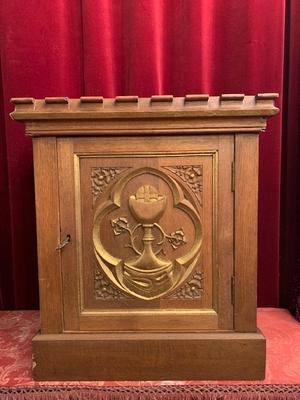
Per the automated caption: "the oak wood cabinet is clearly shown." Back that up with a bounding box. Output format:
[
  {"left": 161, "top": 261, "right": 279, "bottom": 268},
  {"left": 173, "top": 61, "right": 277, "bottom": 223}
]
[{"left": 11, "top": 93, "right": 279, "bottom": 381}]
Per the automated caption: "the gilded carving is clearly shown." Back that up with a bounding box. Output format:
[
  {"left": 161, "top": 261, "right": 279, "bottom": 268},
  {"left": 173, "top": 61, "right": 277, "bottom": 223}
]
[
  {"left": 171, "top": 271, "right": 203, "bottom": 299},
  {"left": 164, "top": 165, "right": 203, "bottom": 205},
  {"left": 110, "top": 185, "right": 187, "bottom": 298},
  {"left": 111, "top": 217, "right": 186, "bottom": 251},
  {"left": 166, "top": 229, "right": 186, "bottom": 249},
  {"left": 93, "top": 167, "right": 202, "bottom": 300}
]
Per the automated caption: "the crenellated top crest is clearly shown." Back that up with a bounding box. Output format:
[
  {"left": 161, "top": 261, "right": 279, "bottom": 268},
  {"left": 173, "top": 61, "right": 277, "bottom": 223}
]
[{"left": 10, "top": 93, "right": 279, "bottom": 136}]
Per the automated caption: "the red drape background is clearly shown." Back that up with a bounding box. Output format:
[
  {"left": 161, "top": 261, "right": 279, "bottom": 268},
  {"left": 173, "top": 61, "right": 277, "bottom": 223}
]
[
  {"left": 0, "top": 0, "right": 287, "bottom": 309},
  {"left": 280, "top": 0, "right": 300, "bottom": 320}
]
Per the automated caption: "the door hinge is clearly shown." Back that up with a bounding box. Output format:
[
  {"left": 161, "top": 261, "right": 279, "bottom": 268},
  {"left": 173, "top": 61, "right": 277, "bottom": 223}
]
[
  {"left": 231, "top": 275, "right": 235, "bottom": 305},
  {"left": 231, "top": 161, "right": 235, "bottom": 192}
]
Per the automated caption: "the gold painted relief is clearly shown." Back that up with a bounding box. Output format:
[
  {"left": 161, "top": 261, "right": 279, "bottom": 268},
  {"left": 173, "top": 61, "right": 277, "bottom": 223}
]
[{"left": 93, "top": 167, "right": 202, "bottom": 300}]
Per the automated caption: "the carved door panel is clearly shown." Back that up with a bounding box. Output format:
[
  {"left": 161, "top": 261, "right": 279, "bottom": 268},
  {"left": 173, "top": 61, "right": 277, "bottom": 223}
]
[{"left": 58, "top": 135, "right": 234, "bottom": 332}]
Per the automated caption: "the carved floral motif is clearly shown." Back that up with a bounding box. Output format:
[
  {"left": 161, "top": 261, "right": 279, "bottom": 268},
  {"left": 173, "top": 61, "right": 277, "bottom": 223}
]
[
  {"left": 91, "top": 167, "right": 127, "bottom": 203},
  {"left": 164, "top": 165, "right": 203, "bottom": 205},
  {"left": 111, "top": 216, "right": 187, "bottom": 255},
  {"left": 171, "top": 271, "right": 203, "bottom": 299},
  {"left": 111, "top": 217, "right": 130, "bottom": 235},
  {"left": 166, "top": 229, "right": 186, "bottom": 249},
  {"left": 94, "top": 268, "right": 128, "bottom": 300}
]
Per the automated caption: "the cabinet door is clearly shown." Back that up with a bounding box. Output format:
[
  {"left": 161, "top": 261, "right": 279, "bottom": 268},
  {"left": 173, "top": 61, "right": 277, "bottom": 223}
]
[{"left": 58, "top": 135, "right": 234, "bottom": 332}]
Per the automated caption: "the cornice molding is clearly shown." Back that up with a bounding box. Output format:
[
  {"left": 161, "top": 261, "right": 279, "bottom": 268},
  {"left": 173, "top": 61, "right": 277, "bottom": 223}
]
[{"left": 10, "top": 94, "right": 279, "bottom": 136}]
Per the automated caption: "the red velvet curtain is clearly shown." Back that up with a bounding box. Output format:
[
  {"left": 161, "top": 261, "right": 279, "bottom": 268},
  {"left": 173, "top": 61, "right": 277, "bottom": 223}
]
[
  {"left": 280, "top": 0, "right": 300, "bottom": 320},
  {"left": 0, "top": 0, "right": 285, "bottom": 309}
]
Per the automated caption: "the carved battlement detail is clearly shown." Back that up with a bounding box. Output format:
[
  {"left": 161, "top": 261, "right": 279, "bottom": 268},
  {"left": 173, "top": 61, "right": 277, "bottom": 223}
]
[
  {"left": 11, "top": 93, "right": 278, "bottom": 114},
  {"left": 10, "top": 94, "right": 279, "bottom": 137},
  {"left": 10, "top": 93, "right": 279, "bottom": 136}
]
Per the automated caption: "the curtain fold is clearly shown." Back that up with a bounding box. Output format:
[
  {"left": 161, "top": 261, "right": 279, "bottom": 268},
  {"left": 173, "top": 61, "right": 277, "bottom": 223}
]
[
  {"left": 0, "top": 0, "right": 83, "bottom": 309},
  {"left": 0, "top": 0, "right": 286, "bottom": 309},
  {"left": 280, "top": 0, "right": 300, "bottom": 320}
]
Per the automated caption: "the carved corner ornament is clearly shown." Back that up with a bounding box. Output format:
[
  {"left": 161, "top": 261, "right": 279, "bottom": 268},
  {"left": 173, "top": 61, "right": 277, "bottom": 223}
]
[
  {"left": 91, "top": 167, "right": 128, "bottom": 204},
  {"left": 171, "top": 271, "right": 203, "bottom": 299},
  {"left": 94, "top": 267, "right": 128, "bottom": 300},
  {"left": 93, "top": 167, "right": 202, "bottom": 300},
  {"left": 164, "top": 165, "right": 203, "bottom": 205}
]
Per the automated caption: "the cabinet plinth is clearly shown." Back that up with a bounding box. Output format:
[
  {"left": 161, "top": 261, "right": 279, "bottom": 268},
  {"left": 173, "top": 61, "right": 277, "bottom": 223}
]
[{"left": 11, "top": 94, "right": 279, "bottom": 381}]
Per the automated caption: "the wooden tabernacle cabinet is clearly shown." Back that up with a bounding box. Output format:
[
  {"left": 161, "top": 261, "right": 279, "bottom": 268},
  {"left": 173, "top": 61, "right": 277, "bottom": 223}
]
[{"left": 11, "top": 93, "right": 279, "bottom": 381}]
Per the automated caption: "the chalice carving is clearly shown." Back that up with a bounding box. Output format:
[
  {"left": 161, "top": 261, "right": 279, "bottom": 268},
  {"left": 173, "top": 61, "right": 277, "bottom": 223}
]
[{"left": 111, "top": 185, "right": 186, "bottom": 297}]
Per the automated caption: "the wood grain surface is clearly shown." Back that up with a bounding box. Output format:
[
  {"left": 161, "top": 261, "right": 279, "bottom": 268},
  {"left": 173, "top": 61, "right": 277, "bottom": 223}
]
[{"left": 11, "top": 94, "right": 278, "bottom": 380}]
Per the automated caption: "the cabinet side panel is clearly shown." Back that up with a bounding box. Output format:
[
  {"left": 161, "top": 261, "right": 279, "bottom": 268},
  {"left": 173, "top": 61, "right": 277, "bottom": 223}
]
[
  {"left": 234, "top": 134, "right": 259, "bottom": 332},
  {"left": 32, "top": 138, "right": 63, "bottom": 333},
  {"left": 217, "top": 135, "right": 234, "bottom": 330},
  {"left": 57, "top": 138, "right": 80, "bottom": 331}
]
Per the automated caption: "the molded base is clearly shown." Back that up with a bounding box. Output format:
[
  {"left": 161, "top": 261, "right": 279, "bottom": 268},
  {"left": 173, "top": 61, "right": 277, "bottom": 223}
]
[{"left": 32, "top": 331, "right": 266, "bottom": 381}]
